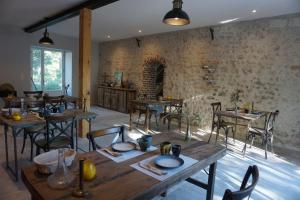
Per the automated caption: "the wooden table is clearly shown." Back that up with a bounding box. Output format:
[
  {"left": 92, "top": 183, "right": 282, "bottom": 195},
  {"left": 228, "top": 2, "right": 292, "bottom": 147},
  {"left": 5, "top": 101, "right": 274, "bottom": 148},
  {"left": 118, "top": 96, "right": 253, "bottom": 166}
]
[
  {"left": 22, "top": 132, "right": 226, "bottom": 200},
  {"left": 0, "top": 109, "right": 96, "bottom": 181},
  {"left": 215, "top": 110, "right": 267, "bottom": 155},
  {"left": 130, "top": 100, "right": 171, "bottom": 133},
  {"left": 0, "top": 113, "right": 45, "bottom": 181}
]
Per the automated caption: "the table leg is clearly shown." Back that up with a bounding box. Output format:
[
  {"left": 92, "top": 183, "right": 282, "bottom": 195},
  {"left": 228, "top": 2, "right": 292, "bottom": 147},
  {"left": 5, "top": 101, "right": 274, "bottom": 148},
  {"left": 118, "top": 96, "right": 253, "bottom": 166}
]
[
  {"left": 4, "top": 124, "right": 9, "bottom": 168},
  {"left": 185, "top": 117, "right": 191, "bottom": 141},
  {"left": 88, "top": 118, "right": 92, "bottom": 151},
  {"left": 129, "top": 109, "right": 132, "bottom": 131},
  {"left": 144, "top": 106, "right": 150, "bottom": 133},
  {"left": 206, "top": 162, "right": 217, "bottom": 200},
  {"left": 242, "top": 122, "right": 251, "bottom": 156},
  {"left": 75, "top": 120, "right": 78, "bottom": 151},
  {"left": 13, "top": 128, "right": 19, "bottom": 181}
]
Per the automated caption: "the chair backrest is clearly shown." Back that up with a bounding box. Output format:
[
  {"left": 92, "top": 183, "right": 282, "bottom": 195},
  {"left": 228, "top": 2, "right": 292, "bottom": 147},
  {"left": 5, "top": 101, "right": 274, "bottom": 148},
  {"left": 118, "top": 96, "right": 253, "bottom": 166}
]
[
  {"left": 222, "top": 165, "right": 259, "bottom": 200},
  {"left": 211, "top": 102, "right": 222, "bottom": 123},
  {"left": 165, "top": 99, "right": 183, "bottom": 114},
  {"left": 45, "top": 114, "right": 75, "bottom": 150},
  {"left": 87, "top": 126, "right": 125, "bottom": 151},
  {"left": 24, "top": 91, "right": 43, "bottom": 100},
  {"left": 265, "top": 110, "right": 279, "bottom": 132},
  {"left": 44, "top": 95, "right": 65, "bottom": 113}
]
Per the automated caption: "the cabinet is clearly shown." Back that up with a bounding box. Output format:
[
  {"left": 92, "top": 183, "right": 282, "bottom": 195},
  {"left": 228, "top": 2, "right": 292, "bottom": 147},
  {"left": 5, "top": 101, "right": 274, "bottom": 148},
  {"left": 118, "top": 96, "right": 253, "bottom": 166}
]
[
  {"left": 97, "top": 86, "right": 136, "bottom": 113},
  {"left": 97, "top": 87, "right": 104, "bottom": 106}
]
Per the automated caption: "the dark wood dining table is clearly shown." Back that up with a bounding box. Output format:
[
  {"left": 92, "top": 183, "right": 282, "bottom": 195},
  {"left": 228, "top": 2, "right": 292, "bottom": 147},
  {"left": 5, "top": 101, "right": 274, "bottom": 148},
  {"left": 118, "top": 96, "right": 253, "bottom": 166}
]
[
  {"left": 0, "top": 109, "right": 96, "bottom": 181},
  {"left": 129, "top": 100, "right": 171, "bottom": 133},
  {"left": 215, "top": 110, "right": 268, "bottom": 155},
  {"left": 21, "top": 132, "right": 226, "bottom": 200}
]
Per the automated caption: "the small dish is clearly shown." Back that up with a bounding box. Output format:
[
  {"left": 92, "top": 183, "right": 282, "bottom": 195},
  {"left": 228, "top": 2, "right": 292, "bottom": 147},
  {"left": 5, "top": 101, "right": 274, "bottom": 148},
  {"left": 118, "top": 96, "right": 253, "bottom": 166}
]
[
  {"left": 111, "top": 142, "right": 136, "bottom": 152},
  {"left": 154, "top": 155, "right": 184, "bottom": 169}
]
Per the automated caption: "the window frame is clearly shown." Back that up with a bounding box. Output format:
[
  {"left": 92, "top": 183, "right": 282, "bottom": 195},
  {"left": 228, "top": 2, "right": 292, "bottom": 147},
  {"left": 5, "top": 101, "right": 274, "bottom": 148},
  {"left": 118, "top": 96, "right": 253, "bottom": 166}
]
[{"left": 30, "top": 46, "right": 67, "bottom": 93}]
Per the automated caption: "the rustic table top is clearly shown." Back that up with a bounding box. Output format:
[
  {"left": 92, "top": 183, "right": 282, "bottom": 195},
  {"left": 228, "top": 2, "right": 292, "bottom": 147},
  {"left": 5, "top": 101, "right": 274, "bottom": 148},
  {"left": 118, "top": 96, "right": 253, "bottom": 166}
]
[
  {"left": 0, "top": 109, "right": 96, "bottom": 128},
  {"left": 215, "top": 110, "right": 267, "bottom": 121},
  {"left": 21, "top": 132, "right": 226, "bottom": 200},
  {"left": 0, "top": 113, "right": 44, "bottom": 128}
]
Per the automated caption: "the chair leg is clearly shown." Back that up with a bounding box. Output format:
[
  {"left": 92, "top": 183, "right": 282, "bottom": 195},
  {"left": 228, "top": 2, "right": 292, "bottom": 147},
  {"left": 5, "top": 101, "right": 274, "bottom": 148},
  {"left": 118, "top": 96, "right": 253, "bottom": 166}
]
[
  {"left": 36, "top": 146, "right": 40, "bottom": 156},
  {"left": 225, "top": 128, "right": 229, "bottom": 149},
  {"left": 264, "top": 136, "right": 268, "bottom": 159},
  {"left": 207, "top": 122, "right": 215, "bottom": 143},
  {"left": 178, "top": 118, "right": 182, "bottom": 130},
  {"left": 242, "top": 135, "right": 248, "bottom": 157},
  {"left": 29, "top": 134, "right": 34, "bottom": 161},
  {"left": 232, "top": 127, "right": 236, "bottom": 144},
  {"left": 137, "top": 112, "right": 142, "bottom": 127},
  {"left": 250, "top": 135, "right": 254, "bottom": 148},
  {"left": 155, "top": 115, "right": 159, "bottom": 128},
  {"left": 21, "top": 131, "right": 28, "bottom": 154},
  {"left": 167, "top": 118, "right": 171, "bottom": 130},
  {"left": 270, "top": 135, "right": 274, "bottom": 154}
]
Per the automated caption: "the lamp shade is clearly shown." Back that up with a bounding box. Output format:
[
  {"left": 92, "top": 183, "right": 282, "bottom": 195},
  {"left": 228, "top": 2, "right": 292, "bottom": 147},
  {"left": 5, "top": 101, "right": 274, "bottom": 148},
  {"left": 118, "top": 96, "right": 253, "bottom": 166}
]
[
  {"left": 39, "top": 28, "right": 54, "bottom": 45},
  {"left": 163, "top": 0, "right": 190, "bottom": 26}
]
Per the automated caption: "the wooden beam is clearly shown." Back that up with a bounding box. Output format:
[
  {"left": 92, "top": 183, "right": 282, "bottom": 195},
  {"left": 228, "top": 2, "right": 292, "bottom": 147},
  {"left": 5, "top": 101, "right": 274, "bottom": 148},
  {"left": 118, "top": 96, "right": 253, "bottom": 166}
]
[
  {"left": 79, "top": 8, "right": 91, "bottom": 137},
  {"left": 24, "top": 0, "right": 118, "bottom": 33}
]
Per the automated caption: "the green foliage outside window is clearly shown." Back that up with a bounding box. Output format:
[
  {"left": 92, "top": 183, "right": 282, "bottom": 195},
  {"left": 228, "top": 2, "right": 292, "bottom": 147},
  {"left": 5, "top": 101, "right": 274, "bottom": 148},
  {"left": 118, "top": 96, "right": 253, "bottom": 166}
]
[{"left": 31, "top": 47, "right": 63, "bottom": 91}]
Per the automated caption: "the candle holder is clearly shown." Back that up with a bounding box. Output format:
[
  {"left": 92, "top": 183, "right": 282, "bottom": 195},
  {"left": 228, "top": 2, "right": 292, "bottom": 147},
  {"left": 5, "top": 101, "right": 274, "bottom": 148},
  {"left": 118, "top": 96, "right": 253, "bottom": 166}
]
[{"left": 72, "top": 159, "right": 89, "bottom": 197}]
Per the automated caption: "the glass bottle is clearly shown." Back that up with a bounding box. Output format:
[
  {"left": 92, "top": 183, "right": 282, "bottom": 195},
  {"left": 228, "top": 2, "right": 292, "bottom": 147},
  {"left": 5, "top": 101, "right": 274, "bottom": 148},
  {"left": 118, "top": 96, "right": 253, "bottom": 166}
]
[{"left": 47, "top": 149, "right": 75, "bottom": 189}]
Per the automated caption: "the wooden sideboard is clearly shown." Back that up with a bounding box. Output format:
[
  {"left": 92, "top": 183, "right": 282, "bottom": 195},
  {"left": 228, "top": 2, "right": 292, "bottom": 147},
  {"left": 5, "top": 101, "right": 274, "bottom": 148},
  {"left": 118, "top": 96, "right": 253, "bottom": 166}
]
[{"left": 97, "top": 86, "right": 136, "bottom": 113}]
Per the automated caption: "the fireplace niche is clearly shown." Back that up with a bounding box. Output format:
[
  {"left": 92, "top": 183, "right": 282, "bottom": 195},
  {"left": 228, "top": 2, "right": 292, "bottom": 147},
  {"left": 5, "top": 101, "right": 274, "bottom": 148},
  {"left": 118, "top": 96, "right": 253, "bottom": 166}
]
[{"left": 141, "top": 56, "right": 166, "bottom": 99}]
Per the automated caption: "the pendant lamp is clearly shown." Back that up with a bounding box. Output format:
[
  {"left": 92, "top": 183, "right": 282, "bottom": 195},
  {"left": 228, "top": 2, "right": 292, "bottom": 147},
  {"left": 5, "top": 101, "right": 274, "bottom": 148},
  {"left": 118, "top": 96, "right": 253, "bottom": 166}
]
[
  {"left": 163, "top": 0, "right": 190, "bottom": 26},
  {"left": 39, "top": 28, "right": 54, "bottom": 45}
]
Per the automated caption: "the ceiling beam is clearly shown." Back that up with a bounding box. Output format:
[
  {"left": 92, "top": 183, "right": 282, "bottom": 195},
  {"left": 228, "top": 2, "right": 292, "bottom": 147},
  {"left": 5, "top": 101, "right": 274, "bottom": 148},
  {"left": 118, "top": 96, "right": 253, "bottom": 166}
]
[{"left": 23, "top": 0, "right": 119, "bottom": 33}]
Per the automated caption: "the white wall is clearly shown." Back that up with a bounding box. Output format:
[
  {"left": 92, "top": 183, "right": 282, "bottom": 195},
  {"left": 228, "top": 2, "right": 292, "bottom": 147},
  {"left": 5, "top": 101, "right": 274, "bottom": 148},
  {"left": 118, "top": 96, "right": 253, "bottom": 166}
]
[{"left": 0, "top": 29, "right": 99, "bottom": 105}]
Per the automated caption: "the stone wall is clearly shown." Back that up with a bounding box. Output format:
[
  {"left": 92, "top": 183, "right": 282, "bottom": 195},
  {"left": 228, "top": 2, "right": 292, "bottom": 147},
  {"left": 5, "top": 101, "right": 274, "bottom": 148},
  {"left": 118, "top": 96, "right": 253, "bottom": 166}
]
[{"left": 98, "top": 13, "right": 300, "bottom": 151}]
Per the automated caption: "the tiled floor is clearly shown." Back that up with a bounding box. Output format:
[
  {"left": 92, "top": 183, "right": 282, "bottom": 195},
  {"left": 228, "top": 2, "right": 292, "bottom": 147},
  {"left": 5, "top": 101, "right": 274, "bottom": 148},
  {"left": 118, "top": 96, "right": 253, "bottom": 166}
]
[{"left": 0, "top": 107, "right": 299, "bottom": 200}]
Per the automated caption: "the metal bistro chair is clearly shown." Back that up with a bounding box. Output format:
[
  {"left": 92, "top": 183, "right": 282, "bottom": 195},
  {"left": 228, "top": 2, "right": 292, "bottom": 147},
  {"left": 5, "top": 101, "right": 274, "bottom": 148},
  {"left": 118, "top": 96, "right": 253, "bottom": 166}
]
[
  {"left": 21, "top": 99, "right": 45, "bottom": 161},
  {"left": 87, "top": 126, "right": 125, "bottom": 151},
  {"left": 161, "top": 98, "right": 183, "bottom": 130},
  {"left": 247, "top": 110, "right": 279, "bottom": 159},
  {"left": 43, "top": 95, "right": 66, "bottom": 113},
  {"left": 135, "top": 100, "right": 160, "bottom": 129},
  {"left": 222, "top": 165, "right": 259, "bottom": 200},
  {"left": 34, "top": 114, "right": 75, "bottom": 155},
  {"left": 208, "top": 102, "right": 235, "bottom": 148}
]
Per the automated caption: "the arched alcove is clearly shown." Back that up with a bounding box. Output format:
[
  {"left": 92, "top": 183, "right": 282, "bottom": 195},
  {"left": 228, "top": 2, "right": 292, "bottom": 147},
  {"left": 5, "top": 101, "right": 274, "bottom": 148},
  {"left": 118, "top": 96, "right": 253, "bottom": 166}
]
[{"left": 141, "top": 55, "right": 166, "bottom": 99}]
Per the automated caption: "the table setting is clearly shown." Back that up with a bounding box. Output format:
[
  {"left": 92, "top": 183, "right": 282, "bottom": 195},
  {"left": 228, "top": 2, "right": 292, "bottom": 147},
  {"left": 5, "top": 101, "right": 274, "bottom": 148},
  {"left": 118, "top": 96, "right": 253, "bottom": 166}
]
[
  {"left": 97, "top": 135, "right": 158, "bottom": 163},
  {"left": 131, "top": 140, "right": 198, "bottom": 181}
]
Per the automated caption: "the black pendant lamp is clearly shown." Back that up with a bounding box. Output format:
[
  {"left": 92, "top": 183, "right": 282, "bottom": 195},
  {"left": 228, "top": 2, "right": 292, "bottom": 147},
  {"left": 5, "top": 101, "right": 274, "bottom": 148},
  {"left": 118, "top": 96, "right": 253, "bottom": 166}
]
[
  {"left": 39, "top": 28, "right": 54, "bottom": 45},
  {"left": 163, "top": 0, "right": 190, "bottom": 26}
]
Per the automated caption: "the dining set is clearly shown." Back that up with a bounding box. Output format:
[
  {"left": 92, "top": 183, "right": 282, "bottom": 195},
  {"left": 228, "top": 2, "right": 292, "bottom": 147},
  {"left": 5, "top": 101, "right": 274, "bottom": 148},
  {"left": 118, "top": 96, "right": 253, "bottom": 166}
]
[
  {"left": 129, "top": 98, "right": 279, "bottom": 160},
  {"left": 0, "top": 93, "right": 97, "bottom": 181},
  {"left": 0, "top": 94, "right": 270, "bottom": 200}
]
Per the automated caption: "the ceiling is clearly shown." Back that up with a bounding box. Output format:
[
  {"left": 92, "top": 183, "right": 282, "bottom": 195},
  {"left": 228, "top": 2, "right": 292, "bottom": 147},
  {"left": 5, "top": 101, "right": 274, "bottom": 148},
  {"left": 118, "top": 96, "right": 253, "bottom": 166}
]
[{"left": 1, "top": 0, "right": 300, "bottom": 42}]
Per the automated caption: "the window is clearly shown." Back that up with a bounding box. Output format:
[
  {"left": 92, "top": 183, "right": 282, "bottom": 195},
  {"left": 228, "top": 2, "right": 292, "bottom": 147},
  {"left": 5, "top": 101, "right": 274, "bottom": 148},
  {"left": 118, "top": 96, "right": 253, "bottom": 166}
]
[{"left": 31, "top": 47, "right": 72, "bottom": 93}]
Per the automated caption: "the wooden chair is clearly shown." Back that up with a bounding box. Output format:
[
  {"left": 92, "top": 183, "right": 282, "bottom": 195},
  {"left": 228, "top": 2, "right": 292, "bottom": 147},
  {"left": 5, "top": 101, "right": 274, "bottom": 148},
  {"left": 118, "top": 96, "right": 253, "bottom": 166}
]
[
  {"left": 207, "top": 102, "right": 235, "bottom": 148},
  {"left": 86, "top": 126, "right": 125, "bottom": 151},
  {"left": 247, "top": 110, "right": 279, "bottom": 159},
  {"left": 222, "top": 165, "right": 259, "bottom": 200},
  {"left": 161, "top": 98, "right": 183, "bottom": 130},
  {"left": 34, "top": 114, "right": 75, "bottom": 155}
]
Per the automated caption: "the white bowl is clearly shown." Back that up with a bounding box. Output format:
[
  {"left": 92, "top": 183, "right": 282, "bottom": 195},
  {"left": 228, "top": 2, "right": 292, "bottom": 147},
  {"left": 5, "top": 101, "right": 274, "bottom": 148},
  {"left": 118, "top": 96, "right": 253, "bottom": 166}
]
[{"left": 33, "top": 149, "right": 76, "bottom": 174}]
